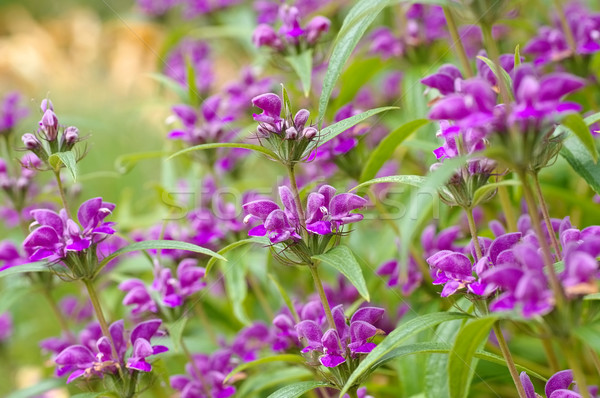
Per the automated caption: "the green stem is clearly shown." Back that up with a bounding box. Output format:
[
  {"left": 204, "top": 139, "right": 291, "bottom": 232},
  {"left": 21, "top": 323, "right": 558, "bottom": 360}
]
[
  {"left": 553, "top": 0, "right": 578, "bottom": 58},
  {"left": 193, "top": 300, "right": 217, "bottom": 346},
  {"left": 83, "top": 279, "right": 124, "bottom": 378},
  {"left": 493, "top": 323, "right": 528, "bottom": 398},
  {"left": 39, "top": 284, "right": 74, "bottom": 341},
  {"left": 308, "top": 263, "right": 336, "bottom": 330},
  {"left": 541, "top": 337, "right": 560, "bottom": 373},
  {"left": 180, "top": 337, "right": 212, "bottom": 397},
  {"left": 54, "top": 170, "right": 72, "bottom": 219},
  {"left": 586, "top": 344, "right": 600, "bottom": 376},
  {"left": 497, "top": 184, "right": 518, "bottom": 232},
  {"left": 443, "top": 6, "right": 474, "bottom": 78},
  {"left": 560, "top": 338, "right": 591, "bottom": 398},
  {"left": 532, "top": 173, "right": 562, "bottom": 260},
  {"left": 248, "top": 273, "right": 274, "bottom": 319},
  {"left": 517, "top": 171, "right": 565, "bottom": 309},
  {"left": 465, "top": 207, "right": 483, "bottom": 260},
  {"left": 287, "top": 164, "right": 307, "bottom": 239},
  {"left": 347, "top": 387, "right": 359, "bottom": 398}
]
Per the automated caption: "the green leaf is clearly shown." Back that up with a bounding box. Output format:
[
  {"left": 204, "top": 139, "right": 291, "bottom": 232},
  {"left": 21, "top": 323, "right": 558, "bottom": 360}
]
[
  {"left": 48, "top": 151, "right": 77, "bottom": 182},
  {"left": 225, "top": 354, "right": 306, "bottom": 382},
  {"left": 95, "top": 240, "right": 226, "bottom": 277},
  {"left": 237, "top": 367, "right": 313, "bottom": 397},
  {"left": 339, "top": 312, "right": 471, "bottom": 395},
  {"left": 352, "top": 175, "right": 426, "bottom": 193},
  {"left": 312, "top": 245, "right": 370, "bottom": 302},
  {"left": 448, "top": 316, "right": 498, "bottom": 398},
  {"left": 399, "top": 156, "right": 466, "bottom": 276},
  {"left": 206, "top": 238, "right": 265, "bottom": 274},
  {"left": 584, "top": 293, "right": 600, "bottom": 300},
  {"left": 561, "top": 113, "right": 598, "bottom": 163},
  {"left": 282, "top": 84, "right": 292, "bottom": 116},
  {"left": 285, "top": 50, "right": 313, "bottom": 97},
  {"left": 115, "top": 151, "right": 167, "bottom": 174},
  {"left": 268, "top": 273, "right": 300, "bottom": 323},
  {"left": 6, "top": 379, "right": 65, "bottom": 398},
  {"left": 471, "top": 179, "right": 521, "bottom": 207},
  {"left": 166, "top": 317, "right": 189, "bottom": 352},
  {"left": 369, "top": 341, "right": 548, "bottom": 382},
  {"left": 514, "top": 44, "right": 521, "bottom": 67},
  {"left": 70, "top": 393, "right": 115, "bottom": 398},
  {"left": 185, "top": 56, "right": 199, "bottom": 107},
  {"left": 223, "top": 250, "right": 251, "bottom": 325},
  {"left": 584, "top": 111, "right": 600, "bottom": 126},
  {"left": 561, "top": 135, "right": 600, "bottom": 194},
  {"left": 317, "top": 0, "right": 391, "bottom": 126},
  {"left": 574, "top": 324, "right": 600, "bottom": 355},
  {"left": 267, "top": 381, "right": 332, "bottom": 398},
  {"left": 0, "top": 262, "right": 49, "bottom": 278},
  {"left": 476, "top": 55, "right": 513, "bottom": 95},
  {"left": 359, "top": 119, "right": 430, "bottom": 184},
  {"left": 147, "top": 73, "right": 187, "bottom": 102},
  {"left": 168, "top": 143, "right": 279, "bottom": 162},
  {"left": 308, "top": 106, "right": 399, "bottom": 157}
]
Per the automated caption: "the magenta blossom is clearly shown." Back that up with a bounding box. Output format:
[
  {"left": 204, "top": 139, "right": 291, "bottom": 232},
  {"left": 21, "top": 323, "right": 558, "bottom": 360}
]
[
  {"left": 22, "top": 197, "right": 116, "bottom": 263},
  {"left": 243, "top": 185, "right": 367, "bottom": 244}
]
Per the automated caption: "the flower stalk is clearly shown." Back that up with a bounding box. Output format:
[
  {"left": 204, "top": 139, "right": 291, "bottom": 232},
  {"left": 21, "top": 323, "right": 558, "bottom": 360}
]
[
  {"left": 492, "top": 323, "right": 528, "bottom": 398},
  {"left": 532, "top": 174, "right": 562, "bottom": 260},
  {"left": 308, "top": 262, "right": 336, "bottom": 330},
  {"left": 443, "top": 7, "right": 473, "bottom": 78}
]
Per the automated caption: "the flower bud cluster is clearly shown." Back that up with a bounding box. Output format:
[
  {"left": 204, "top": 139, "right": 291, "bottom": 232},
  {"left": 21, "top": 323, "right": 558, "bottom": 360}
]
[
  {"left": 252, "top": 4, "right": 330, "bottom": 53},
  {"left": 21, "top": 100, "right": 83, "bottom": 168}
]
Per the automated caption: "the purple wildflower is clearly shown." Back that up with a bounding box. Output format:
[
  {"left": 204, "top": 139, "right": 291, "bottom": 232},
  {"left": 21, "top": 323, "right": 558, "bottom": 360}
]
[
  {"left": 0, "top": 312, "right": 12, "bottom": 341},
  {"left": 164, "top": 39, "right": 213, "bottom": 94},
  {"left": 520, "top": 369, "right": 599, "bottom": 398},
  {"left": 22, "top": 197, "right": 116, "bottom": 265},
  {"left": 295, "top": 305, "right": 384, "bottom": 367},
  {"left": 243, "top": 185, "right": 367, "bottom": 244},
  {"left": 55, "top": 319, "right": 167, "bottom": 383},
  {"left": 170, "top": 349, "right": 236, "bottom": 398},
  {"left": 0, "top": 92, "right": 28, "bottom": 135}
]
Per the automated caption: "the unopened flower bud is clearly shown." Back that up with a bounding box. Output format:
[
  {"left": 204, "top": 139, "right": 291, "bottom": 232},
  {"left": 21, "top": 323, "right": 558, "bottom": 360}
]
[
  {"left": 41, "top": 109, "right": 59, "bottom": 141},
  {"left": 285, "top": 126, "right": 298, "bottom": 140},
  {"left": 41, "top": 98, "right": 54, "bottom": 112},
  {"left": 252, "top": 24, "right": 281, "bottom": 49},
  {"left": 303, "top": 127, "right": 318, "bottom": 140},
  {"left": 64, "top": 126, "right": 79, "bottom": 144},
  {"left": 294, "top": 109, "right": 310, "bottom": 130},
  {"left": 305, "top": 16, "right": 331, "bottom": 44},
  {"left": 22, "top": 133, "right": 40, "bottom": 149}
]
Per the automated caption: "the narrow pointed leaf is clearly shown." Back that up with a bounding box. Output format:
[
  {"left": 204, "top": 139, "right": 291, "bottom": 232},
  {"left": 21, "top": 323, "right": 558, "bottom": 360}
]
[
  {"left": 339, "top": 312, "right": 471, "bottom": 395},
  {"left": 476, "top": 55, "right": 513, "bottom": 96},
  {"left": 225, "top": 354, "right": 306, "bottom": 382},
  {"left": 318, "top": 0, "right": 391, "bottom": 126},
  {"left": 267, "top": 381, "right": 332, "bottom": 398},
  {"left": 168, "top": 143, "right": 279, "bottom": 162},
  {"left": 359, "top": 119, "right": 430, "bottom": 184},
  {"left": 352, "top": 175, "right": 426, "bottom": 193},
  {"left": 95, "top": 240, "right": 226, "bottom": 277},
  {"left": 0, "top": 262, "right": 50, "bottom": 278},
  {"left": 48, "top": 151, "right": 77, "bottom": 182},
  {"left": 472, "top": 179, "right": 521, "bottom": 207},
  {"left": 448, "top": 316, "right": 498, "bottom": 398},
  {"left": 312, "top": 245, "right": 369, "bottom": 301},
  {"left": 561, "top": 113, "right": 598, "bottom": 163},
  {"left": 285, "top": 50, "right": 313, "bottom": 97},
  {"left": 307, "top": 106, "right": 398, "bottom": 157}
]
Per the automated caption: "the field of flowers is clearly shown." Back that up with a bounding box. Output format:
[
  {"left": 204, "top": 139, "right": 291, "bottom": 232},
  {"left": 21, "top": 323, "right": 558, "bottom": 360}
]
[{"left": 1, "top": 0, "right": 600, "bottom": 397}]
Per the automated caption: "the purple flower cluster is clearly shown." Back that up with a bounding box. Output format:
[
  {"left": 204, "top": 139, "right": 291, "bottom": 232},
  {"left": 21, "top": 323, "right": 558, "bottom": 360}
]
[
  {"left": 252, "top": 92, "right": 317, "bottom": 140},
  {"left": 137, "top": 0, "right": 243, "bottom": 18},
  {"left": 119, "top": 258, "right": 206, "bottom": 314},
  {"left": 252, "top": 4, "right": 330, "bottom": 51},
  {"left": 0, "top": 92, "right": 28, "bottom": 135},
  {"left": 164, "top": 39, "right": 213, "bottom": 95},
  {"left": 54, "top": 319, "right": 167, "bottom": 383},
  {"left": 170, "top": 350, "right": 236, "bottom": 398},
  {"left": 521, "top": 369, "right": 599, "bottom": 398},
  {"left": 524, "top": 2, "right": 600, "bottom": 65},
  {"left": 296, "top": 306, "right": 384, "bottom": 367},
  {"left": 369, "top": 4, "right": 446, "bottom": 59},
  {"left": 243, "top": 185, "right": 367, "bottom": 244},
  {"left": 426, "top": 213, "right": 600, "bottom": 318},
  {"left": 23, "top": 197, "right": 115, "bottom": 263}
]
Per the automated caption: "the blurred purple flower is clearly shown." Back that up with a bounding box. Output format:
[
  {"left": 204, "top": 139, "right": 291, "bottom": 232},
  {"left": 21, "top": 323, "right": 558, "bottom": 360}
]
[
  {"left": 0, "top": 312, "right": 12, "bottom": 341},
  {"left": 171, "top": 349, "right": 236, "bottom": 398},
  {"left": 164, "top": 39, "right": 213, "bottom": 94},
  {"left": 0, "top": 92, "right": 28, "bottom": 135}
]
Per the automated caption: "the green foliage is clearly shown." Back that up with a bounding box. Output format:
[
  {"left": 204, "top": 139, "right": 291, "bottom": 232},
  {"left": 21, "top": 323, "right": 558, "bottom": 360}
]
[
  {"left": 312, "top": 245, "right": 370, "bottom": 301},
  {"left": 48, "top": 151, "right": 78, "bottom": 182},
  {"left": 267, "top": 381, "right": 332, "bottom": 398},
  {"left": 285, "top": 50, "right": 313, "bottom": 97}
]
